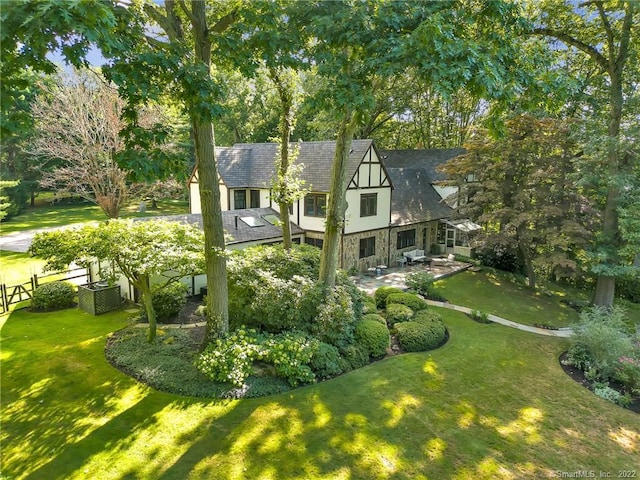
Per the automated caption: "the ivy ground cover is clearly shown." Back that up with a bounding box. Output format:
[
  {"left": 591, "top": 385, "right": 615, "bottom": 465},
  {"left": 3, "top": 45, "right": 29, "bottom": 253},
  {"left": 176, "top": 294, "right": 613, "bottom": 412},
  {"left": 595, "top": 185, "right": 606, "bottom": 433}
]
[{"left": 2, "top": 305, "right": 638, "bottom": 479}]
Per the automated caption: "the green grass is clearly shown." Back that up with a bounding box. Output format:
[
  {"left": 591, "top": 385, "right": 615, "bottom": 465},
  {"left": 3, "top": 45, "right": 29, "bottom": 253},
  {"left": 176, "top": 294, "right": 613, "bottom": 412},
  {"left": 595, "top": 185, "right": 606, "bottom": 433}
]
[
  {"left": 432, "top": 270, "right": 586, "bottom": 329},
  {"left": 0, "top": 198, "right": 189, "bottom": 236},
  {"left": 2, "top": 306, "right": 638, "bottom": 479},
  {"left": 0, "top": 251, "right": 55, "bottom": 286},
  {"left": 433, "top": 269, "right": 640, "bottom": 327}
]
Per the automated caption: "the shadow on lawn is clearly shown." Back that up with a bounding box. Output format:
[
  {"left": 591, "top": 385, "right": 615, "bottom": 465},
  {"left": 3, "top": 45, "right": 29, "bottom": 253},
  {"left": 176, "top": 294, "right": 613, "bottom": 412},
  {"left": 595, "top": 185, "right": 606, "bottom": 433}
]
[{"left": 3, "top": 308, "right": 638, "bottom": 479}]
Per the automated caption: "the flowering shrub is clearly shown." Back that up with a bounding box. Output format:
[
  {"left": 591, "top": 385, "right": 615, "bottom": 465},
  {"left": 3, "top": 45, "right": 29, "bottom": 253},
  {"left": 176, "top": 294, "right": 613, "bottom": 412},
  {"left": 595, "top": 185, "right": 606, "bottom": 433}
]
[
  {"left": 615, "top": 355, "right": 640, "bottom": 394},
  {"left": 261, "top": 332, "right": 315, "bottom": 386},
  {"left": 405, "top": 271, "right": 435, "bottom": 297},
  {"left": 195, "top": 328, "right": 260, "bottom": 387},
  {"left": 195, "top": 328, "right": 316, "bottom": 387},
  {"left": 308, "top": 285, "right": 357, "bottom": 349}
]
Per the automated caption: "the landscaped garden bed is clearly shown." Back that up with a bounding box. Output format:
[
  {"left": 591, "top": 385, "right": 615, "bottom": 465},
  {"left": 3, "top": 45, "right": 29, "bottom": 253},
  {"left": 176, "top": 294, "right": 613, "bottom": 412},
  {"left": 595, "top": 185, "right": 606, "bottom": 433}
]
[
  {"left": 105, "top": 245, "right": 449, "bottom": 399},
  {"left": 558, "top": 305, "right": 640, "bottom": 413}
]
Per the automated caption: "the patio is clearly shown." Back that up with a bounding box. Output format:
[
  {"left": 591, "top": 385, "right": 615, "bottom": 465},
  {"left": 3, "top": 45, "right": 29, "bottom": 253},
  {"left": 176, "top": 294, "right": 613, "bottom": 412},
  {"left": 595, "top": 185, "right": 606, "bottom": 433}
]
[{"left": 354, "top": 260, "right": 473, "bottom": 295}]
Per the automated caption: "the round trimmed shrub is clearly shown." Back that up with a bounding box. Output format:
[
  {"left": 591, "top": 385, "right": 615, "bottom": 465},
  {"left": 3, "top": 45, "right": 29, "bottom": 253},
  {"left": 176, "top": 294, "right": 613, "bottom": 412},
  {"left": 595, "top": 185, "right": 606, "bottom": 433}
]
[
  {"left": 355, "top": 318, "right": 390, "bottom": 359},
  {"left": 141, "top": 282, "right": 188, "bottom": 323},
  {"left": 362, "top": 313, "right": 387, "bottom": 325},
  {"left": 309, "top": 341, "right": 344, "bottom": 379},
  {"left": 395, "top": 321, "right": 446, "bottom": 352},
  {"left": 386, "top": 292, "right": 427, "bottom": 312},
  {"left": 385, "top": 303, "right": 414, "bottom": 327},
  {"left": 412, "top": 309, "right": 444, "bottom": 325},
  {"left": 31, "top": 281, "right": 75, "bottom": 311},
  {"left": 374, "top": 286, "right": 404, "bottom": 309},
  {"left": 339, "top": 344, "right": 369, "bottom": 371}
]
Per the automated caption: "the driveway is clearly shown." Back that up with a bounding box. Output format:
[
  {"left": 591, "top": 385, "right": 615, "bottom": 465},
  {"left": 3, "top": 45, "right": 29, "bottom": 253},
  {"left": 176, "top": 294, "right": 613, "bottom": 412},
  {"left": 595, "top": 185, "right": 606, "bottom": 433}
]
[{"left": 0, "top": 224, "right": 94, "bottom": 253}]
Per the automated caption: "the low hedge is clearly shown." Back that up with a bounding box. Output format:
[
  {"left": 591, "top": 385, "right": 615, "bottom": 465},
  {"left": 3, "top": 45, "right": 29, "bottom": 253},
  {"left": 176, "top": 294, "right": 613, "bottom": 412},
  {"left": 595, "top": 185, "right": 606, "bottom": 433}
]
[
  {"left": 385, "top": 292, "right": 427, "bottom": 312},
  {"left": 374, "top": 286, "right": 404, "bottom": 309},
  {"left": 355, "top": 318, "right": 390, "bottom": 359},
  {"left": 395, "top": 320, "right": 446, "bottom": 352},
  {"left": 385, "top": 303, "right": 414, "bottom": 327},
  {"left": 31, "top": 281, "right": 75, "bottom": 311}
]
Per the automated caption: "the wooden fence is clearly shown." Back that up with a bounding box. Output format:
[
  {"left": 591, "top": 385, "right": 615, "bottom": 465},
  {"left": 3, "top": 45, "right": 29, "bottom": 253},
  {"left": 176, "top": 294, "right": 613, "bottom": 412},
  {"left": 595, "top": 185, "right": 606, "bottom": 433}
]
[{"left": 0, "top": 267, "right": 91, "bottom": 314}]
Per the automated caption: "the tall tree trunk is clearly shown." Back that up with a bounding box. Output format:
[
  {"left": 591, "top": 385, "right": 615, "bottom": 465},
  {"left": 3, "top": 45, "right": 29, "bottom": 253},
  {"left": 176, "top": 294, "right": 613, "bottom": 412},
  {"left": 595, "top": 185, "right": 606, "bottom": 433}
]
[
  {"left": 592, "top": 70, "right": 623, "bottom": 308},
  {"left": 516, "top": 227, "right": 536, "bottom": 289},
  {"left": 190, "top": 1, "right": 229, "bottom": 342},
  {"left": 318, "top": 110, "right": 360, "bottom": 287},
  {"left": 137, "top": 274, "right": 157, "bottom": 342},
  {"left": 270, "top": 67, "right": 294, "bottom": 250}
]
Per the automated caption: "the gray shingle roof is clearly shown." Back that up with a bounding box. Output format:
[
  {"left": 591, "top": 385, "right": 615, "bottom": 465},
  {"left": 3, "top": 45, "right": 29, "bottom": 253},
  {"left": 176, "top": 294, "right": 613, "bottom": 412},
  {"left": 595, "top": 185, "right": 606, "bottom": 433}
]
[
  {"left": 380, "top": 149, "right": 464, "bottom": 225},
  {"left": 380, "top": 148, "right": 465, "bottom": 183},
  {"left": 216, "top": 139, "right": 374, "bottom": 192},
  {"left": 134, "top": 208, "right": 304, "bottom": 245}
]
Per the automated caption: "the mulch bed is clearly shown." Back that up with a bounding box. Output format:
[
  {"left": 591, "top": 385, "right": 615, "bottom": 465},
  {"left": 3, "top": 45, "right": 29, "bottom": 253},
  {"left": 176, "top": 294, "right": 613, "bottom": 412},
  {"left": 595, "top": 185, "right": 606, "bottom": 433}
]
[{"left": 559, "top": 351, "right": 640, "bottom": 414}]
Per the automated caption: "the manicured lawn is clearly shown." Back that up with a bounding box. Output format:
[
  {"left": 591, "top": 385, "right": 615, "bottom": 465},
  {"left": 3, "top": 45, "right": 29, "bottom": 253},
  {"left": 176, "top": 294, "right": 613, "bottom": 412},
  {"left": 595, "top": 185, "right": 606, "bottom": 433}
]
[
  {"left": 2, "top": 306, "right": 637, "bottom": 479},
  {"left": 0, "top": 198, "right": 189, "bottom": 236},
  {"left": 433, "top": 270, "right": 587, "bottom": 329},
  {"left": 0, "top": 251, "right": 55, "bottom": 285}
]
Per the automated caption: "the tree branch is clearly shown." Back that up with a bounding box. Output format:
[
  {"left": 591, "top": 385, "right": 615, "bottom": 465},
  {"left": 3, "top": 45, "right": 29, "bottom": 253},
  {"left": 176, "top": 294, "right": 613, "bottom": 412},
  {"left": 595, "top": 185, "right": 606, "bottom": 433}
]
[
  {"left": 143, "top": 3, "right": 177, "bottom": 42},
  {"left": 594, "top": 1, "right": 615, "bottom": 66},
  {"left": 531, "top": 27, "right": 608, "bottom": 72},
  {"left": 209, "top": 8, "right": 239, "bottom": 35},
  {"left": 176, "top": 0, "right": 198, "bottom": 28},
  {"left": 616, "top": 2, "right": 636, "bottom": 73}
]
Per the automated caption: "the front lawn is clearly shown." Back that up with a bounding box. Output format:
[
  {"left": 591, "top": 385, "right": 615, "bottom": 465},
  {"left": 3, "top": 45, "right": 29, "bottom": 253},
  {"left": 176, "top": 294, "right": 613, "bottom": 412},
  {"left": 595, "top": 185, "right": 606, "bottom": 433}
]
[
  {"left": 0, "top": 198, "right": 189, "bottom": 236},
  {"left": 1, "top": 306, "right": 637, "bottom": 479}
]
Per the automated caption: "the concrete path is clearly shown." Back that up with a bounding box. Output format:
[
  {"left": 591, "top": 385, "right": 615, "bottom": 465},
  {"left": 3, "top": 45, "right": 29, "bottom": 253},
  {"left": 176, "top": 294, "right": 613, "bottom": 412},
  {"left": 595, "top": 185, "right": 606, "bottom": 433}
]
[{"left": 424, "top": 300, "right": 574, "bottom": 338}]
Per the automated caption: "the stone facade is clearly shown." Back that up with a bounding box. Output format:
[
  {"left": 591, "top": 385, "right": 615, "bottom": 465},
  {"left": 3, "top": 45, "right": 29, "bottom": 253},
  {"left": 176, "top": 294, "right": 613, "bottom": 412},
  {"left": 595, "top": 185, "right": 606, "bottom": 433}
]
[
  {"left": 341, "top": 228, "right": 390, "bottom": 272},
  {"left": 389, "top": 221, "right": 439, "bottom": 264}
]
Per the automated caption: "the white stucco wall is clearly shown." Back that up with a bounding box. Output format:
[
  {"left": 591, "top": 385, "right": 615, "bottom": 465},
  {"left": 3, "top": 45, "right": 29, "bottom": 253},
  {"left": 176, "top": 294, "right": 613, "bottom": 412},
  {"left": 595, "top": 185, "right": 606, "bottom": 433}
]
[
  {"left": 189, "top": 182, "right": 201, "bottom": 214},
  {"left": 344, "top": 187, "right": 391, "bottom": 234}
]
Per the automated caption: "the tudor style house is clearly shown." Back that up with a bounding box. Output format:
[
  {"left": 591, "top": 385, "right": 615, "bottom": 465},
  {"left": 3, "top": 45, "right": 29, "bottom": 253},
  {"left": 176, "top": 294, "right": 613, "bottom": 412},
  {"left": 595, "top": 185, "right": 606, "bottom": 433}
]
[{"left": 188, "top": 140, "right": 479, "bottom": 272}]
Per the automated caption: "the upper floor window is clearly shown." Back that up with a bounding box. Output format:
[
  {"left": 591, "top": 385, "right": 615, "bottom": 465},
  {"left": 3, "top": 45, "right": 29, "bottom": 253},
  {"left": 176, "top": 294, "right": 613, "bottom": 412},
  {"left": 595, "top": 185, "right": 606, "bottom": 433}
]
[
  {"left": 360, "top": 193, "right": 377, "bottom": 217},
  {"left": 305, "top": 194, "right": 326, "bottom": 217},
  {"left": 234, "top": 190, "right": 246, "bottom": 209},
  {"left": 250, "top": 189, "right": 260, "bottom": 208},
  {"left": 397, "top": 229, "right": 416, "bottom": 249}
]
